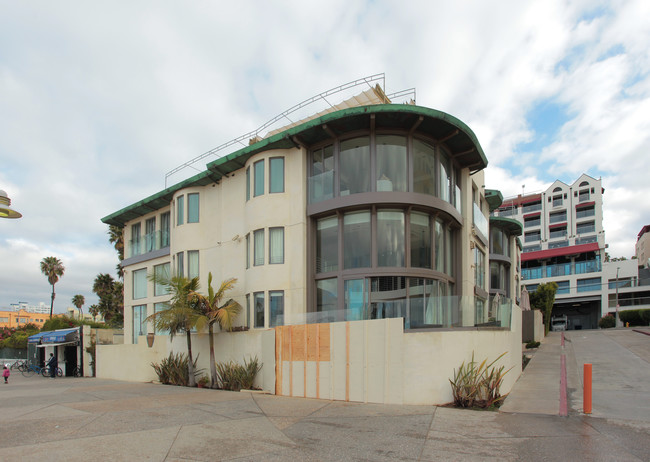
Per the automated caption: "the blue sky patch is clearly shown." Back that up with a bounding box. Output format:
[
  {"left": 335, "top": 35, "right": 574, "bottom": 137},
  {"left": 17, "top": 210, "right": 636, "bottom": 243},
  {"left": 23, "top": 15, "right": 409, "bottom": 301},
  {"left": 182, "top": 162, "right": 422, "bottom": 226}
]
[{"left": 518, "top": 99, "right": 571, "bottom": 153}]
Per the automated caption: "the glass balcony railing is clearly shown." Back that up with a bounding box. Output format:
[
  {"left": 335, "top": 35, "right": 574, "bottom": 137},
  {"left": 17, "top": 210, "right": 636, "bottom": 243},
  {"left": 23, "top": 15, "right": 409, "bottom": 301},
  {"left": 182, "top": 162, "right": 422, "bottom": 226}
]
[
  {"left": 473, "top": 203, "right": 488, "bottom": 238},
  {"left": 128, "top": 230, "right": 170, "bottom": 258},
  {"left": 308, "top": 171, "right": 334, "bottom": 204},
  {"left": 277, "top": 295, "right": 512, "bottom": 330},
  {"left": 575, "top": 259, "right": 601, "bottom": 274}
]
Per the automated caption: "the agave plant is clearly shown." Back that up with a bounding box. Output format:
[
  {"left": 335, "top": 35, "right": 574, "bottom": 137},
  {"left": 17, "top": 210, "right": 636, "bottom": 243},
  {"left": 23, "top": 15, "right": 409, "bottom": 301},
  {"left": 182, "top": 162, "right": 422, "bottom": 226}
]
[{"left": 449, "top": 352, "right": 511, "bottom": 409}]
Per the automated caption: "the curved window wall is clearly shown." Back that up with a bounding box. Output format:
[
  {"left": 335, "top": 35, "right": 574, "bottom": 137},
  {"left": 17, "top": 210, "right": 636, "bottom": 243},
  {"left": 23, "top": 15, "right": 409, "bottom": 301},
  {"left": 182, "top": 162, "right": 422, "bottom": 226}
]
[{"left": 309, "top": 134, "right": 460, "bottom": 209}]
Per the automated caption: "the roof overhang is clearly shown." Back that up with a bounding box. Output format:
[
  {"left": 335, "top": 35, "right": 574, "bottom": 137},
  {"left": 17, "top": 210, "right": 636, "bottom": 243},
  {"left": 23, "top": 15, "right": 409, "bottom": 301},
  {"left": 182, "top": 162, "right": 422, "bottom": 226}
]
[
  {"left": 103, "top": 104, "right": 488, "bottom": 227},
  {"left": 521, "top": 243, "right": 600, "bottom": 262},
  {"left": 485, "top": 189, "right": 503, "bottom": 212},
  {"left": 490, "top": 216, "right": 523, "bottom": 236}
]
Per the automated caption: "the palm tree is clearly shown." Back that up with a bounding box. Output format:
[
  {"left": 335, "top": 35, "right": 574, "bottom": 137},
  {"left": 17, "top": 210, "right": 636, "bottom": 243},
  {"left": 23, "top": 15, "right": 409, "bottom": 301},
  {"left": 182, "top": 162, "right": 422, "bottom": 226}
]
[
  {"left": 40, "top": 256, "right": 65, "bottom": 319},
  {"left": 93, "top": 273, "right": 115, "bottom": 299},
  {"left": 72, "top": 294, "right": 85, "bottom": 320},
  {"left": 146, "top": 274, "right": 201, "bottom": 387},
  {"left": 89, "top": 304, "right": 99, "bottom": 322},
  {"left": 190, "top": 273, "right": 241, "bottom": 388},
  {"left": 108, "top": 225, "right": 124, "bottom": 279}
]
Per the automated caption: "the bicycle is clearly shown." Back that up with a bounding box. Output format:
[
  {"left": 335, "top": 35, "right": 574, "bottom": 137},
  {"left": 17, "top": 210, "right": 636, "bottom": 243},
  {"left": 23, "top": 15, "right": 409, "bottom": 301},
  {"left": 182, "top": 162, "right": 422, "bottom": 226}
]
[
  {"left": 10, "top": 359, "right": 27, "bottom": 371},
  {"left": 72, "top": 366, "right": 82, "bottom": 377},
  {"left": 21, "top": 363, "right": 45, "bottom": 377},
  {"left": 41, "top": 366, "right": 63, "bottom": 378}
]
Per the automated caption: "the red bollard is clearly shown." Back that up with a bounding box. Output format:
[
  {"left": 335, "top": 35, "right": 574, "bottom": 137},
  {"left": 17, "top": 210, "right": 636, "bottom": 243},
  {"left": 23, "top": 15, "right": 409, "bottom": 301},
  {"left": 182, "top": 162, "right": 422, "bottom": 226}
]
[{"left": 584, "top": 363, "right": 592, "bottom": 414}]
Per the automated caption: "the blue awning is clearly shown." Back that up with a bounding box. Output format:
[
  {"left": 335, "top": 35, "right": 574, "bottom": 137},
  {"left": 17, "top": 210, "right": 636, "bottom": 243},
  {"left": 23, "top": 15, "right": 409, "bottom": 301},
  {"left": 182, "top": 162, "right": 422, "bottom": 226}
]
[
  {"left": 41, "top": 328, "right": 79, "bottom": 344},
  {"left": 28, "top": 332, "right": 46, "bottom": 344}
]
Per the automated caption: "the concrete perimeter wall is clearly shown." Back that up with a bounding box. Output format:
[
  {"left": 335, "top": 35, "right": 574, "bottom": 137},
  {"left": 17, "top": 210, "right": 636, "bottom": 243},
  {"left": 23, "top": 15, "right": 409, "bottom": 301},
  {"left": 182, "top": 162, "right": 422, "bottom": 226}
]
[
  {"left": 98, "top": 307, "right": 521, "bottom": 405},
  {"left": 522, "top": 310, "right": 544, "bottom": 343},
  {"left": 96, "top": 330, "right": 275, "bottom": 391}
]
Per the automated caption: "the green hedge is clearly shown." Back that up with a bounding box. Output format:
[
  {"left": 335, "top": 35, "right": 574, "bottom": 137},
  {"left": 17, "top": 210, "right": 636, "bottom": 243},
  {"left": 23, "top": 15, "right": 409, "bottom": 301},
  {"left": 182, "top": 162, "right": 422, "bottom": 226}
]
[{"left": 618, "top": 309, "right": 650, "bottom": 326}]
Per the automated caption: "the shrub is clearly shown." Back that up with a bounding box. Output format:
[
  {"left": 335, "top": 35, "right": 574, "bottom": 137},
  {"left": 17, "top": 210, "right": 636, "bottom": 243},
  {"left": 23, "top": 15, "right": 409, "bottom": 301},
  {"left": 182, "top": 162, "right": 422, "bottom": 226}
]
[
  {"left": 152, "top": 352, "right": 202, "bottom": 386},
  {"left": 641, "top": 310, "right": 650, "bottom": 325},
  {"left": 215, "top": 356, "right": 262, "bottom": 391},
  {"left": 449, "top": 352, "right": 511, "bottom": 409},
  {"left": 598, "top": 315, "right": 615, "bottom": 329},
  {"left": 525, "top": 341, "right": 540, "bottom": 349},
  {"left": 619, "top": 310, "right": 647, "bottom": 326}
]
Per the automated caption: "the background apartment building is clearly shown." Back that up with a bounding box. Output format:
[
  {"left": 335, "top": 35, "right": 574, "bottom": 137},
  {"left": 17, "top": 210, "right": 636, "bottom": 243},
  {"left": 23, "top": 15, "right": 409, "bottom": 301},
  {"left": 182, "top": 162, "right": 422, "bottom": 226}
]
[{"left": 493, "top": 174, "right": 605, "bottom": 329}]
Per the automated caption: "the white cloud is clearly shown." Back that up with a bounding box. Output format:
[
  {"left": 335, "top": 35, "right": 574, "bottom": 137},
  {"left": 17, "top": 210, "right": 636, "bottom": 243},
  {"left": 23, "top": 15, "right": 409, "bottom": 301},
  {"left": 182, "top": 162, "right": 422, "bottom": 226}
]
[{"left": 1, "top": 0, "right": 649, "bottom": 308}]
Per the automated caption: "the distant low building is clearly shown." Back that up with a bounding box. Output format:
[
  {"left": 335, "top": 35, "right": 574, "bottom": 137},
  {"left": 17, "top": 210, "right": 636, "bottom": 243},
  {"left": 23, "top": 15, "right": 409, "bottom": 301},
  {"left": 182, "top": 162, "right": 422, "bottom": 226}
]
[{"left": 0, "top": 309, "right": 49, "bottom": 329}]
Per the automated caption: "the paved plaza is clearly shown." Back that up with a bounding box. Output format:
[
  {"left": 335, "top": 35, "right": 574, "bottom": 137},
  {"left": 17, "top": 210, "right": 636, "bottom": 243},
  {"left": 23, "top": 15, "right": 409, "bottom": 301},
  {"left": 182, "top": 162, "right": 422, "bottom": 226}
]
[{"left": 1, "top": 329, "right": 648, "bottom": 461}]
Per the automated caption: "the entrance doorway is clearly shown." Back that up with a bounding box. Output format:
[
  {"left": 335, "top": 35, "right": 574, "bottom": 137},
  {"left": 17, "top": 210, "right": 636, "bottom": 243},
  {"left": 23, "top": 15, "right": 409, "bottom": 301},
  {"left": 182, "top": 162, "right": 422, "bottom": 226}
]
[{"left": 63, "top": 345, "right": 78, "bottom": 377}]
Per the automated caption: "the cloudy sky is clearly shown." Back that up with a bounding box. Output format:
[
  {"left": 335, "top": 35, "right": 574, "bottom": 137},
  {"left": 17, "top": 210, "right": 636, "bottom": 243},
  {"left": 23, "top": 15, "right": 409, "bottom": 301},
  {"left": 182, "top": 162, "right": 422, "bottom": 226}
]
[{"left": 1, "top": 1, "right": 649, "bottom": 312}]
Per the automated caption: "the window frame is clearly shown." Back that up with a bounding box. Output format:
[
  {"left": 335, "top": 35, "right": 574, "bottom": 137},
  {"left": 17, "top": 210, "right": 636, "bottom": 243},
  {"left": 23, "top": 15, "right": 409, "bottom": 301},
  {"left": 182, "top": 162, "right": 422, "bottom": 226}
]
[
  {"left": 269, "top": 157, "right": 285, "bottom": 193},
  {"left": 269, "top": 227, "right": 284, "bottom": 264},
  {"left": 187, "top": 193, "right": 199, "bottom": 223},
  {"left": 254, "top": 160, "right": 265, "bottom": 197}
]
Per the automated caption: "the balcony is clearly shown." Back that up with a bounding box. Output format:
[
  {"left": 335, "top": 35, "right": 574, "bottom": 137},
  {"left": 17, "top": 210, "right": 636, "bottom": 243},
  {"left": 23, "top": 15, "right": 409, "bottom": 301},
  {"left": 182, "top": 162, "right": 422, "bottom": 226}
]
[
  {"left": 473, "top": 203, "right": 488, "bottom": 239},
  {"left": 128, "top": 231, "right": 170, "bottom": 259}
]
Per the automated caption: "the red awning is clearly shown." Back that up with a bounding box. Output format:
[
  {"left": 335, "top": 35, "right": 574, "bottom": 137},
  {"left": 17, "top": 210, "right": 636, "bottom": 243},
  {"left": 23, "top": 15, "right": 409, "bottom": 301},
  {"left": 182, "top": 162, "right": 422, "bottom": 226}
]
[
  {"left": 523, "top": 212, "right": 541, "bottom": 219},
  {"left": 576, "top": 201, "right": 595, "bottom": 208},
  {"left": 521, "top": 243, "right": 600, "bottom": 262},
  {"left": 549, "top": 222, "right": 567, "bottom": 229}
]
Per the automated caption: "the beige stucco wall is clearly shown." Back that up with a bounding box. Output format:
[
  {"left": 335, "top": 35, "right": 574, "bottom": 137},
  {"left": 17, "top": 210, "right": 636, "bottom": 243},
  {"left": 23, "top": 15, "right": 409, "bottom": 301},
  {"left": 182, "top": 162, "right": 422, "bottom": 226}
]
[{"left": 96, "top": 329, "right": 275, "bottom": 391}]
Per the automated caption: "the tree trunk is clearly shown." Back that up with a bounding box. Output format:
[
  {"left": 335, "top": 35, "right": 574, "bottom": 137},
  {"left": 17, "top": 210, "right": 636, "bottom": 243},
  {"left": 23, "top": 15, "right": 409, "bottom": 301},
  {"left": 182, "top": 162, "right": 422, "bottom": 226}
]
[
  {"left": 186, "top": 329, "right": 196, "bottom": 387},
  {"left": 49, "top": 284, "right": 56, "bottom": 319},
  {"left": 209, "top": 323, "right": 217, "bottom": 389}
]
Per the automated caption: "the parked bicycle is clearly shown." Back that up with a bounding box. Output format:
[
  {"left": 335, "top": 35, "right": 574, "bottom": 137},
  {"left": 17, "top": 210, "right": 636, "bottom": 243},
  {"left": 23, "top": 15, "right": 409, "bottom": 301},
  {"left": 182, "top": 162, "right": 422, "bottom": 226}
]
[
  {"left": 10, "top": 359, "right": 27, "bottom": 371},
  {"left": 41, "top": 366, "right": 63, "bottom": 377},
  {"left": 21, "top": 363, "right": 62, "bottom": 377}
]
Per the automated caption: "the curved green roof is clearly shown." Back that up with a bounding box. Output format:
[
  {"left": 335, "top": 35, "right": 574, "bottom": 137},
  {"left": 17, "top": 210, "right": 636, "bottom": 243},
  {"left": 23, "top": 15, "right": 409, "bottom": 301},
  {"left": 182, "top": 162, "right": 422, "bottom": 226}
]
[
  {"left": 490, "top": 216, "right": 523, "bottom": 236},
  {"left": 103, "top": 104, "right": 488, "bottom": 227}
]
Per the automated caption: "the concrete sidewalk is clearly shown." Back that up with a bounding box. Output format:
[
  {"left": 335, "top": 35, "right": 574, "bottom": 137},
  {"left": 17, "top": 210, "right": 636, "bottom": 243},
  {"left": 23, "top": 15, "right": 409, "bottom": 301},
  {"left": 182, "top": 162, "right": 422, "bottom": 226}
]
[
  {"left": 1, "top": 366, "right": 649, "bottom": 460},
  {"left": 501, "top": 328, "right": 650, "bottom": 423}
]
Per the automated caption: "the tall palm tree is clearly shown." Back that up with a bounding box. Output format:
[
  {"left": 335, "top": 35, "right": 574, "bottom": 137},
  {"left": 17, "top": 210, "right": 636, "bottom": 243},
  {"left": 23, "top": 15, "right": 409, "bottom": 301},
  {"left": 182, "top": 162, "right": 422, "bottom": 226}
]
[
  {"left": 72, "top": 294, "right": 85, "bottom": 320},
  {"left": 93, "top": 273, "right": 115, "bottom": 299},
  {"left": 108, "top": 225, "right": 125, "bottom": 279},
  {"left": 190, "top": 274, "right": 241, "bottom": 389},
  {"left": 40, "top": 256, "right": 65, "bottom": 319},
  {"left": 146, "top": 274, "right": 201, "bottom": 387}
]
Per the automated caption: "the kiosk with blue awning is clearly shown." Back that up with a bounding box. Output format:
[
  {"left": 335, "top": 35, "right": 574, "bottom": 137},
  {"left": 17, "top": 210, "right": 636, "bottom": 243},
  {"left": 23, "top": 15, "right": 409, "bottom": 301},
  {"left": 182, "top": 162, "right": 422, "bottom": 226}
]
[{"left": 27, "top": 327, "right": 82, "bottom": 376}]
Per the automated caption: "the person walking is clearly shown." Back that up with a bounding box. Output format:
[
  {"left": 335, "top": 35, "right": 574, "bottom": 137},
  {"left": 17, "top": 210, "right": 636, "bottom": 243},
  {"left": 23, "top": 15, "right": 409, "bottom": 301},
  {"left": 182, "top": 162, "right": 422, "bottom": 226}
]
[
  {"left": 3, "top": 365, "right": 9, "bottom": 384},
  {"left": 47, "top": 353, "right": 58, "bottom": 378}
]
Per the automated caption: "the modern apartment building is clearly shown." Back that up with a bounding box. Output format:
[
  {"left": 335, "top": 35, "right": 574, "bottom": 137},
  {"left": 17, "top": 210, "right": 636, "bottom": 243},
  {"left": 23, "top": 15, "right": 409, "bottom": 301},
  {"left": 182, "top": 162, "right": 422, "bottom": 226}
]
[
  {"left": 0, "top": 309, "right": 48, "bottom": 328},
  {"left": 99, "top": 85, "right": 523, "bottom": 404},
  {"left": 636, "top": 225, "right": 650, "bottom": 268},
  {"left": 493, "top": 174, "right": 607, "bottom": 329}
]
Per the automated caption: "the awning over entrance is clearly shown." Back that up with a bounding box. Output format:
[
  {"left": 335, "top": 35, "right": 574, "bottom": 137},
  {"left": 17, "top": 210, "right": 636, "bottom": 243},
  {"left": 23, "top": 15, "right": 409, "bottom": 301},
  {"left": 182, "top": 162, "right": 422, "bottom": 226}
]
[
  {"left": 28, "top": 328, "right": 80, "bottom": 345},
  {"left": 36, "top": 341, "right": 78, "bottom": 348}
]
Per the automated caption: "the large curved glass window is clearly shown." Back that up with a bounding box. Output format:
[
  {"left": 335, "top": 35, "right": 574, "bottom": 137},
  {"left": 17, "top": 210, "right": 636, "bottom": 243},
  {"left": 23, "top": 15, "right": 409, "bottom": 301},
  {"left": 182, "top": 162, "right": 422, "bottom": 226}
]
[
  {"left": 439, "top": 150, "right": 451, "bottom": 202},
  {"left": 377, "top": 210, "right": 405, "bottom": 267},
  {"left": 413, "top": 140, "right": 436, "bottom": 195},
  {"left": 340, "top": 137, "right": 370, "bottom": 195},
  {"left": 343, "top": 211, "right": 371, "bottom": 269},
  {"left": 310, "top": 145, "right": 334, "bottom": 203},
  {"left": 434, "top": 219, "right": 444, "bottom": 273},
  {"left": 317, "top": 216, "right": 338, "bottom": 273},
  {"left": 376, "top": 136, "right": 407, "bottom": 192},
  {"left": 410, "top": 212, "right": 431, "bottom": 269}
]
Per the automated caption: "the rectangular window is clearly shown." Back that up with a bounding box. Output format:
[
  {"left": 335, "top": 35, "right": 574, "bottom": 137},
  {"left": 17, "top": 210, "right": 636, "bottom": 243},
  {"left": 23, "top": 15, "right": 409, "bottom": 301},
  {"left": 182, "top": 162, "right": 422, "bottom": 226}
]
[
  {"left": 439, "top": 150, "right": 451, "bottom": 202},
  {"left": 153, "top": 263, "right": 170, "bottom": 296},
  {"left": 145, "top": 217, "right": 156, "bottom": 252},
  {"left": 269, "top": 291, "right": 284, "bottom": 327},
  {"left": 161, "top": 212, "right": 170, "bottom": 247},
  {"left": 522, "top": 200, "right": 541, "bottom": 214},
  {"left": 474, "top": 248, "right": 485, "bottom": 290},
  {"left": 344, "top": 211, "right": 371, "bottom": 269},
  {"left": 410, "top": 212, "right": 431, "bottom": 269},
  {"left": 525, "top": 230, "right": 541, "bottom": 242},
  {"left": 579, "top": 189, "right": 590, "bottom": 202},
  {"left": 434, "top": 219, "right": 444, "bottom": 273},
  {"left": 552, "top": 195, "right": 563, "bottom": 207},
  {"left": 177, "top": 196, "right": 184, "bottom": 225},
  {"left": 254, "top": 160, "right": 264, "bottom": 197},
  {"left": 340, "top": 137, "right": 370, "bottom": 195},
  {"left": 254, "top": 292, "right": 265, "bottom": 328},
  {"left": 412, "top": 139, "right": 436, "bottom": 196},
  {"left": 576, "top": 205, "right": 595, "bottom": 219},
  {"left": 269, "top": 157, "right": 285, "bottom": 193},
  {"left": 317, "top": 216, "right": 338, "bottom": 273},
  {"left": 316, "top": 278, "right": 338, "bottom": 314},
  {"left": 376, "top": 135, "right": 407, "bottom": 192},
  {"left": 176, "top": 252, "right": 184, "bottom": 277},
  {"left": 524, "top": 216, "right": 540, "bottom": 227},
  {"left": 549, "top": 210, "right": 567, "bottom": 224},
  {"left": 187, "top": 193, "right": 199, "bottom": 223},
  {"left": 246, "top": 167, "right": 251, "bottom": 201},
  {"left": 133, "top": 269, "right": 147, "bottom": 300},
  {"left": 549, "top": 226, "right": 567, "bottom": 239},
  {"left": 132, "top": 305, "right": 147, "bottom": 344},
  {"left": 269, "top": 227, "right": 284, "bottom": 264},
  {"left": 577, "top": 277, "right": 601, "bottom": 292},
  {"left": 131, "top": 223, "right": 141, "bottom": 257},
  {"left": 254, "top": 229, "right": 264, "bottom": 266},
  {"left": 245, "top": 294, "right": 250, "bottom": 328},
  {"left": 188, "top": 250, "right": 199, "bottom": 279},
  {"left": 576, "top": 221, "right": 595, "bottom": 234},
  {"left": 556, "top": 280, "right": 570, "bottom": 294},
  {"left": 377, "top": 210, "right": 405, "bottom": 267},
  {"left": 309, "top": 145, "right": 334, "bottom": 203},
  {"left": 154, "top": 302, "right": 169, "bottom": 335},
  {"left": 245, "top": 233, "right": 250, "bottom": 269}
]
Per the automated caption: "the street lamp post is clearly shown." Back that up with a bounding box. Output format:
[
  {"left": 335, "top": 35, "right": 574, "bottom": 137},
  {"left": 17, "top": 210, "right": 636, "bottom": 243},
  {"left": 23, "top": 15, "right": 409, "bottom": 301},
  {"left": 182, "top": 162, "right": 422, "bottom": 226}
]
[{"left": 614, "top": 266, "right": 621, "bottom": 327}]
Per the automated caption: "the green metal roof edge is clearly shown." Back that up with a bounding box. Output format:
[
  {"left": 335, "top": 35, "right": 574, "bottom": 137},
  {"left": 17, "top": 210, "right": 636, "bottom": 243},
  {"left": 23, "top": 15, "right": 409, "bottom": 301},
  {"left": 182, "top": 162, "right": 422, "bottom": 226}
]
[
  {"left": 490, "top": 216, "right": 523, "bottom": 236},
  {"left": 101, "top": 170, "right": 214, "bottom": 225},
  {"left": 484, "top": 189, "right": 503, "bottom": 212},
  {"left": 516, "top": 236, "right": 523, "bottom": 250},
  {"left": 104, "top": 104, "right": 488, "bottom": 226},
  {"left": 208, "top": 104, "right": 488, "bottom": 172}
]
